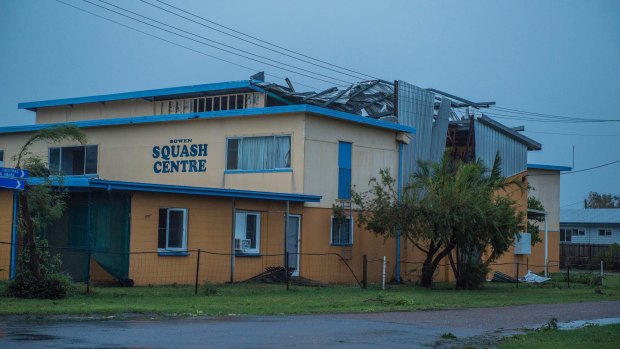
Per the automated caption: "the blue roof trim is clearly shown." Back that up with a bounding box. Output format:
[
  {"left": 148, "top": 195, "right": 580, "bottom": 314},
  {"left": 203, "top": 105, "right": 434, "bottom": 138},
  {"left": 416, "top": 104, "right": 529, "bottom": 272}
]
[
  {"left": 0, "top": 104, "right": 415, "bottom": 134},
  {"left": 527, "top": 163, "right": 572, "bottom": 172},
  {"left": 90, "top": 179, "right": 321, "bottom": 202},
  {"left": 18, "top": 80, "right": 254, "bottom": 111},
  {"left": 27, "top": 176, "right": 321, "bottom": 202}
]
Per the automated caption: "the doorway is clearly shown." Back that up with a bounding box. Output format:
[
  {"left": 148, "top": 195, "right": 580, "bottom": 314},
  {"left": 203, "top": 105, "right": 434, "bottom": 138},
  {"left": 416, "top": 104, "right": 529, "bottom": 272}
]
[{"left": 286, "top": 215, "right": 301, "bottom": 276}]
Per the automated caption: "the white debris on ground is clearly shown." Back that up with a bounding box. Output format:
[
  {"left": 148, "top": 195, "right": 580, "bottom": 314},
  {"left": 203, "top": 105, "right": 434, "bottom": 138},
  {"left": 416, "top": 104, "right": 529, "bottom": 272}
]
[{"left": 520, "top": 270, "right": 551, "bottom": 283}]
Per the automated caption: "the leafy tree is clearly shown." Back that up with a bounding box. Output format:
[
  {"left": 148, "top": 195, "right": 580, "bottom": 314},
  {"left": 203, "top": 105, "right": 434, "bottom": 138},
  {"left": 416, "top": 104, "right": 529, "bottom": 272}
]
[
  {"left": 9, "top": 125, "right": 86, "bottom": 298},
  {"left": 527, "top": 186, "right": 544, "bottom": 245},
  {"left": 352, "top": 154, "right": 524, "bottom": 288},
  {"left": 585, "top": 192, "right": 620, "bottom": 208}
]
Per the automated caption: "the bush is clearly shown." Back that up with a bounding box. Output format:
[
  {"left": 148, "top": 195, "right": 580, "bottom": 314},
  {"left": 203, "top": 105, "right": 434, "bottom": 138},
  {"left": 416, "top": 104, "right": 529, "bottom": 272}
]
[
  {"left": 6, "top": 239, "right": 73, "bottom": 299},
  {"left": 596, "top": 243, "right": 620, "bottom": 269},
  {"left": 203, "top": 282, "right": 218, "bottom": 296},
  {"left": 7, "top": 273, "right": 72, "bottom": 299},
  {"left": 562, "top": 272, "right": 602, "bottom": 286},
  {"left": 457, "top": 260, "right": 490, "bottom": 290}
]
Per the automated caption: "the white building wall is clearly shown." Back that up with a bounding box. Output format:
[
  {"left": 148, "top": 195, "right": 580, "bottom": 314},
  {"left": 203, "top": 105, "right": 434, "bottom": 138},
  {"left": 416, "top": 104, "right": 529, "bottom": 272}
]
[{"left": 561, "top": 224, "right": 620, "bottom": 245}]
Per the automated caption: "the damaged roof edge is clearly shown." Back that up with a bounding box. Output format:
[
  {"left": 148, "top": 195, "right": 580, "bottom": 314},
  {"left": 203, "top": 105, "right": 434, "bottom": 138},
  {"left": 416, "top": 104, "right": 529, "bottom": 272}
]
[{"left": 478, "top": 115, "right": 542, "bottom": 150}]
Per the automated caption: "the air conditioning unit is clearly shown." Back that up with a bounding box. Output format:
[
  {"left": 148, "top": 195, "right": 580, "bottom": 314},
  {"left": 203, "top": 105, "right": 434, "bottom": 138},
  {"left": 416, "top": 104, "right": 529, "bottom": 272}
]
[{"left": 234, "top": 238, "right": 251, "bottom": 251}]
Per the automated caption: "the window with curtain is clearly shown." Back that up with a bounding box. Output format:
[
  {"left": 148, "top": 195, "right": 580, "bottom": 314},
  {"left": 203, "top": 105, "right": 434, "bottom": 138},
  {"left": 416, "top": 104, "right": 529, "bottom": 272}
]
[{"left": 227, "top": 135, "right": 291, "bottom": 171}]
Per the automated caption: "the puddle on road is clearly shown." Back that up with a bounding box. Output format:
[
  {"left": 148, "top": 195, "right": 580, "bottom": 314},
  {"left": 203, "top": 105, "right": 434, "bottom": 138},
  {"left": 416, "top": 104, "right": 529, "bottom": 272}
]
[
  {"left": 558, "top": 317, "right": 620, "bottom": 330},
  {"left": 11, "top": 332, "right": 59, "bottom": 341}
]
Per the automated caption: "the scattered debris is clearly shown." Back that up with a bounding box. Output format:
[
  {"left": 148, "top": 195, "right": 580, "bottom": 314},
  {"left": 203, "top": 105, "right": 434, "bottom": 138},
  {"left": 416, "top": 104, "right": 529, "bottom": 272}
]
[
  {"left": 491, "top": 271, "right": 517, "bottom": 283},
  {"left": 521, "top": 271, "right": 551, "bottom": 284}
]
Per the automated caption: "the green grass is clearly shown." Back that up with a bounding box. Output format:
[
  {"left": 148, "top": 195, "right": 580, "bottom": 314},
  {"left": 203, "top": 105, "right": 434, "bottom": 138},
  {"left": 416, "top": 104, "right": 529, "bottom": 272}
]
[
  {"left": 0, "top": 273, "right": 618, "bottom": 316},
  {"left": 499, "top": 324, "right": 620, "bottom": 349}
]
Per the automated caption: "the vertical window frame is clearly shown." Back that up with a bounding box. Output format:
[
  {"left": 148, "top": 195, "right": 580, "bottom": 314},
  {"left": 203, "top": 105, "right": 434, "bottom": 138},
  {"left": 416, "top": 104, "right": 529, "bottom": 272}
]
[
  {"left": 330, "top": 216, "right": 353, "bottom": 246},
  {"left": 48, "top": 145, "right": 98, "bottom": 176},
  {"left": 234, "top": 211, "right": 261, "bottom": 254},
  {"left": 158, "top": 207, "right": 188, "bottom": 253},
  {"left": 338, "top": 141, "right": 352, "bottom": 200}
]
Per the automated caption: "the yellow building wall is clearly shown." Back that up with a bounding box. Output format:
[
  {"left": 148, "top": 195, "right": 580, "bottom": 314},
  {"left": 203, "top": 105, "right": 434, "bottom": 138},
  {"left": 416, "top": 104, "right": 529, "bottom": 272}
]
[
  {"left": 303, "top": 114, "right": 400, "bottom": 209},
  {"left": 128, "top": 192, "right": 309, "bottom": 285},
  {"left": 35, "top": 99, "right": 156, "bottom": 124},
  {"left": 300, "top": 207, "right": 397, "bottom": 285},
  {"left": 126, "top": 191, "right": 394, "bottom": 286},
  {"left": 0, "top": 190, "right": 15, "bottom": 280},
  {"left": 0, "top": 113, "right": 307, "bottom": 195}
]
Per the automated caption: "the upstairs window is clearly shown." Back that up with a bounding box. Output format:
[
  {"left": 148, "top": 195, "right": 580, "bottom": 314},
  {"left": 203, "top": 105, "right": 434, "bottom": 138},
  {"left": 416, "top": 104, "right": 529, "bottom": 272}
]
[
  {"left": 158, "top": 208, "right": 188, "bottom": 252},
  {"left": 338, "top": 141, "right": 352, "bottom": 199},
  {"left": 599, "top": 229, "right": 612, "bottom": 237},
  {"left": 0, "top": 149, "right": 4, "bottom": 167},
  {"left": 331, "top": 217, "right": 353, "bottom": 246},
  {"left": 49, "top": 145, "right": 98, "bottom": 175},
  {"left": 227, "top": 135, "right": 291, "bottom": 171},
  {"left": 157, "top": 92, "right": 261, "bottom": 115},
  {"left": 234, "top": 211, "right": 261, "bottom": 254}
]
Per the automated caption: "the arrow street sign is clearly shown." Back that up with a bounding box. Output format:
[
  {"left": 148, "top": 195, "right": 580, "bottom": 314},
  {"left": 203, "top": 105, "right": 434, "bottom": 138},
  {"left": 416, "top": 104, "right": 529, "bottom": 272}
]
[
  {"left": 0, "top": 177, "right": 25, "bottom": 190},
  {"left": 0, "top": 167, "right": 29, "bottom": 179}
]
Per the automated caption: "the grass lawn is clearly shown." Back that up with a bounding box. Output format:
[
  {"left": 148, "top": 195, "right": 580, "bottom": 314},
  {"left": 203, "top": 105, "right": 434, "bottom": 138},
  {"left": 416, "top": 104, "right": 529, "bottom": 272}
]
[
  {"left": 499, "top": 324, "right": 620, "bottom": 349},
  {"left": 0, "top": 273, "right": 618, "bottom": 316}
]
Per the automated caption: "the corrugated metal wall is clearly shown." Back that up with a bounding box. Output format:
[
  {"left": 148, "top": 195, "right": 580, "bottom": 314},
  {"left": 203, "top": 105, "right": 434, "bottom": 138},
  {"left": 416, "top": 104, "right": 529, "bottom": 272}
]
[
  {"left": 474, "top": 119, "right": 527, "bottom": 177},
  {"left": 429, "top": 98, "right": 450, "bottom": 162},
  {"left": 396, "top": 81, "right": 435, "bottom": 181}
]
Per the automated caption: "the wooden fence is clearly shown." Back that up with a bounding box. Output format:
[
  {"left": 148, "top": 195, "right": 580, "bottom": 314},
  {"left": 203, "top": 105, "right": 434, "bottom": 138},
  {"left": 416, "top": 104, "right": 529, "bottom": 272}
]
[{"left": 560, "top": 243, "right": 620, "bottom": 269}]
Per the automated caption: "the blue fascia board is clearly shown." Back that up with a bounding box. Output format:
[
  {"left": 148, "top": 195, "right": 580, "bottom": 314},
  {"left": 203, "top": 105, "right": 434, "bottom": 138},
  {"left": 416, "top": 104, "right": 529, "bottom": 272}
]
[
  {"left": 26, "top": 175, "right": 95, "bottom": 187},
  {"left": 0, "top": 105, "right": 415, "bottom": 134},
  {"left": 88, "top": 179, "right": 322, "bottom": 203},
  {"left": 25, "top": 176, "right": 321, "bottom": 202},
  {"left": 527, "top": 163, "right": 572, "bottom": 172},
  {"left": 18, "top": 80, "right": 253, "bottom": 111},
  {"left": 224, "top": 169, "right": 293, "bottom": 174}
]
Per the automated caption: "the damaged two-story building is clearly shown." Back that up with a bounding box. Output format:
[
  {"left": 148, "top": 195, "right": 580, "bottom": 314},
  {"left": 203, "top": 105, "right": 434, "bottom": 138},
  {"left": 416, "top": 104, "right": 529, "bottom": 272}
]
[{"left": 0, "top": 77, "right": 558, "bottom": 285}]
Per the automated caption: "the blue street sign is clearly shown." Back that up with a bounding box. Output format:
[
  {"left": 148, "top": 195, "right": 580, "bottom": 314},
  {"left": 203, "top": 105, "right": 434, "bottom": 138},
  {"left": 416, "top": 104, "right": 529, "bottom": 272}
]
[
  {"left": 0, "top": 167, "right": 29, "bottom": 179},
  {"left": 0, "top": 177, "right": 25, "bottom": 190}
]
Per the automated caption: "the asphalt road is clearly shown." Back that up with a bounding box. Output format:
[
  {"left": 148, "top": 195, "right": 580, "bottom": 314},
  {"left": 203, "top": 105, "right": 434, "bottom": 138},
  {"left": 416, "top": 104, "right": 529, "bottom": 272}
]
[{"left": 0, "top": 301, "right": 619, "bottom": 348}]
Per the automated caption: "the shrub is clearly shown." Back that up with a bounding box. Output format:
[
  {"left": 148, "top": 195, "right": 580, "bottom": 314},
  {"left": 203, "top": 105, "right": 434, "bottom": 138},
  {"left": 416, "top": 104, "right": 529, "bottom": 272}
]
[
  {"left": 595, "top": 243, "right": 620, "bottom": 269},
  {"left": 203, "top": 282, "right": 218, "bottom": 296},
  {"left": 562, "top": 272, "right": 602, "bottom": 286},
  {"left": 457, "top": 259, "right": 490, "bottom": 290},
  {"left": 6, "top": 239, "right": 73, "bottom": 299}
]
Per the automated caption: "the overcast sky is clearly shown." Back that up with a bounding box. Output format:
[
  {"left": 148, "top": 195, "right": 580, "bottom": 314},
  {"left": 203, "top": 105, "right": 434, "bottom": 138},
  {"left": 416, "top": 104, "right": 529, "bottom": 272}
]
[{"left": 1, "top": 0, "right": 619, "bottom": 208}]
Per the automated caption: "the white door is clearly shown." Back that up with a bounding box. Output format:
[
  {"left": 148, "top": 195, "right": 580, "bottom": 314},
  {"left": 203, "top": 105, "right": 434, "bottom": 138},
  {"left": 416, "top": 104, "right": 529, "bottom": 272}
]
[{"left": 286, "top": 215, "right": 301, "bottom": 276}]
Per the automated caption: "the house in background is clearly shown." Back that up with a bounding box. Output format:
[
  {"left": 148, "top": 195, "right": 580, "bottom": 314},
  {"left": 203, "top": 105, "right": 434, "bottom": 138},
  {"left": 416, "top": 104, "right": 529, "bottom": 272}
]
[
  {"left": 560, "top": 209, "right": 620, "bottom": 267},
  {"left": 560, "top": 209, "right": 620, "bottom": 245}
]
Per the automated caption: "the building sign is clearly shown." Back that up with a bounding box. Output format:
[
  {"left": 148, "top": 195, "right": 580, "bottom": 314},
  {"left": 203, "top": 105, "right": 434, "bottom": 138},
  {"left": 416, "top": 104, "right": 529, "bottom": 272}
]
[{"left": 152, "top": 139, "right": 208, "bottom": 174}]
